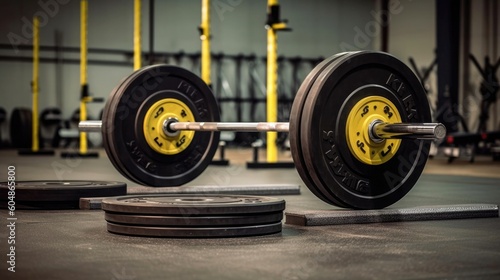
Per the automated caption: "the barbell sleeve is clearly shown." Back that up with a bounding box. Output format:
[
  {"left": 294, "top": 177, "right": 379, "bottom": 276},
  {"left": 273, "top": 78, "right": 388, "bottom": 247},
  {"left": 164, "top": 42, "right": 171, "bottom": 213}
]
[
  {"left": 79, "top": 120, "right": 102, "bottom": 132},
  {"left": 78, "top": 120, "right": 446, "bottom": 140},
  {"left": 371, "top": 122, "right": 446, "bottom": 140}
]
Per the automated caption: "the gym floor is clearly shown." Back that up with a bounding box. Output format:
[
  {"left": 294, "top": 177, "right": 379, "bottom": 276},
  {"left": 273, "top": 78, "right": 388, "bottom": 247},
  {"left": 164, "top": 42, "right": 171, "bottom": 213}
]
[{"left": 0, "top": 148, "right": 499, "bottom": 279}]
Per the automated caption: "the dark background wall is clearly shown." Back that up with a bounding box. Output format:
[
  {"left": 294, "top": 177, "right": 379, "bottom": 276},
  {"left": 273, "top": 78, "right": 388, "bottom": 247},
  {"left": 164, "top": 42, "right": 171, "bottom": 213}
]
[{"left": 0, "top": 0, "right": 498, "bottom": 136}]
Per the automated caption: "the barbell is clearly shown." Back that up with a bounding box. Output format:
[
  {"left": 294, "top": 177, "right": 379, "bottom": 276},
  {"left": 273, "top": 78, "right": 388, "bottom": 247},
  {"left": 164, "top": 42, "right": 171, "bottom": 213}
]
[
  {"left": 79, "top": 51, "right": 445, "bottom": 209},
  {"left": 81, "top": 120, "right": 444, "bottom": 139}
]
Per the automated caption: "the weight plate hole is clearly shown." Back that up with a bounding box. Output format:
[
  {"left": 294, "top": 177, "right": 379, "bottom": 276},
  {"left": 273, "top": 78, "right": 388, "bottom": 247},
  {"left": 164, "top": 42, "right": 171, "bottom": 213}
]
[{"left": 164, "top": 117, "right": 180, "bottom": 137}]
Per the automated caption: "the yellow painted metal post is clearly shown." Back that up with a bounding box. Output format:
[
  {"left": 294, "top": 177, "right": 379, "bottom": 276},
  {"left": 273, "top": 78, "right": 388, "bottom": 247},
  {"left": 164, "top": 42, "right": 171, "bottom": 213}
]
[
  {"left": 79, "top": 0, "right": 88, "bottom": 154},
  {"left": 32, "top": 16, "right": 40, "bottom": 152},
  {"left": 266, "top": 0, "right": 279, "bottom": 163},
  {"left": 134, "top": 0, "right": 142, "bottom": 70},
  {"left": 200, "top": 0, "right": 211, "bottom": 86}
]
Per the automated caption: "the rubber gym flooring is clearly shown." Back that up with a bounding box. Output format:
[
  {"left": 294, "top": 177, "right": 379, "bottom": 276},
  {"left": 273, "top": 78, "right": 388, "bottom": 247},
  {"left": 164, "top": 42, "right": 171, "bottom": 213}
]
[{"left": 0, "top": 148, "right": 499, "bottom": 279}]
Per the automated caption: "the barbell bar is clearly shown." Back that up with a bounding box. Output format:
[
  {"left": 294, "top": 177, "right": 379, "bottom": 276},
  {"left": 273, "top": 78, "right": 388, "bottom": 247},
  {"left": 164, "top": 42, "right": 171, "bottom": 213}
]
[{"left": 79, "top": 120, "right": 445, "bottom": 140}]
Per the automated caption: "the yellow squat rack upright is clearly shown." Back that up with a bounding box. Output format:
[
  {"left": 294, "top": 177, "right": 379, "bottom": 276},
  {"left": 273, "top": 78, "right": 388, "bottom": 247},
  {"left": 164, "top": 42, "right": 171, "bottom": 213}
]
[
  {"left": 61, "top": 0, "right": 104, "bottom": 158},
  {"left": 18, "top": 16, "right": 55, "bottom": 156},
  {"left": 246, "top": 0, "right": 294, "bottom": 169}
]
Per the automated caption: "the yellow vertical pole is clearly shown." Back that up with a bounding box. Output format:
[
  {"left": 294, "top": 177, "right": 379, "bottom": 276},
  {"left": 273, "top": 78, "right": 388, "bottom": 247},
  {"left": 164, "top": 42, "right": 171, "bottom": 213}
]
[
  {"left": 79, "top": 0, "right": 88, "bottom": 154},
  {"left": 266, "top": 0, "right": 279, "bottom": 163},
  {"left": 32, "top": 16, "right": 40, "bottom": 152},
  {"left": 200, "top": 0, "right": 211, "bottom": 86},
  {"left": 134, "top": 0, "right": 142, "bottom": 71}
]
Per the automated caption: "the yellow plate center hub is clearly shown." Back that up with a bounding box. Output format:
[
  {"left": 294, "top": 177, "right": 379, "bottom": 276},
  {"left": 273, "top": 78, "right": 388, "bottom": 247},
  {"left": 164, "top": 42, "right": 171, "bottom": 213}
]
[
  {"left": 143, "top": 98, "right": 195, "bottom": 155},
  {"left": 345, "top": 96, "right": 402, "bottom": 165}
]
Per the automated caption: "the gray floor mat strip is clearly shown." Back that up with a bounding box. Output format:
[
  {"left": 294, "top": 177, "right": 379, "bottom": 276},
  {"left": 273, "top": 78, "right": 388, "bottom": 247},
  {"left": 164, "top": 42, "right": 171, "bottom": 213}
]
[
  {"left": 285, "top": 204, "right": 499, "bottom": 226},
  {"left": 128, "top": 184, "right": 300, "bottom": 195}
]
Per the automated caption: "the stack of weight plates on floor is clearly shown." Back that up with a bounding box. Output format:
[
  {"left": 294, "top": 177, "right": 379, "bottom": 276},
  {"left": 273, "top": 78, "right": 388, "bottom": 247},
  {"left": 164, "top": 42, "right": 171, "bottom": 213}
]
[
  {"left": 101, "top": 195, "right": 286, "bottom": 238},
  {"left": 0, "top": 181, "right": 127, "bottom": 210}
]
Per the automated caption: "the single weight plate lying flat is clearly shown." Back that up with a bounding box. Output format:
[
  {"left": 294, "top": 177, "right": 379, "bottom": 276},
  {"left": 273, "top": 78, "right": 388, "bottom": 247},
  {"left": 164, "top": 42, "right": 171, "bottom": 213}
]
[
  {"left": 101, "top": 195, "right": 286, "bottom": 215},
  {"left": 104, "top": 211, "right": 283, "bottom": 227},
  {"left": 0, "top": 200, "right": 89, "bottom": 210},
  {"left": 0, "top": 181, "right": 126, "bottom": 209},
  {"left": 102, "top": 65, "right": 220, "bottom": 187},
  {"left": 0, "top": 181, "right": 126, "bottom": 202},
  {"left": 106, "top": 221, "right": 282, "bottom": 238}
]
